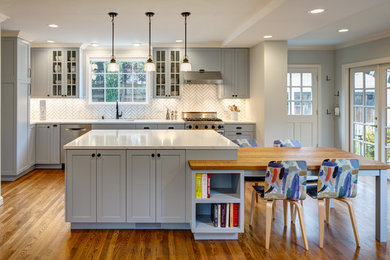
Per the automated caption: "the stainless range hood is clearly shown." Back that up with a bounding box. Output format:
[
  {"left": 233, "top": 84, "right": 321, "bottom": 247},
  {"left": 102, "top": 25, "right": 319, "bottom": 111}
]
[{"left": 183, "top": 70, "right": 223, "bottom": 84}]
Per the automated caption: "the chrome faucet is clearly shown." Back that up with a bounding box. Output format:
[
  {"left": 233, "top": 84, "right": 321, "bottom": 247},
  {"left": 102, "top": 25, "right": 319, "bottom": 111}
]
[{"left": 116, "top": 100, "right": 123, "bottom": 119}]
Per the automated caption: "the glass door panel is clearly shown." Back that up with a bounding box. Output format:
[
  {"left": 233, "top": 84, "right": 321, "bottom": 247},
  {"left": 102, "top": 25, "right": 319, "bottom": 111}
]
[{"left": 383, "top": 66, "right": 390, "bottom": 163}]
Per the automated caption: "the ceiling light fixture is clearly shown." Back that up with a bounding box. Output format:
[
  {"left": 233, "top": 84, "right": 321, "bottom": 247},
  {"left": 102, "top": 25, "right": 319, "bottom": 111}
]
[
  {"left": 91, "top": 43, "right": 99, "bottom": 47},
  {"left": 47, "top": 40, "right": 55, "bottom": 43},
  {"left": 176, "top": 39, "right": 183, "bottom": 43},
  {"left": 308, "top": 9, "right": 325, "bottom": 14},
  {"left": 264, "top": 35, "right": 272, "bottom": 39},
  {"left": 338, "top": 28, "right": 349, "bottom": 33},
  {"left": 144, "top": 12, "right": 156, "bottom": 72},
  {"left": 48, "top": 24, "right": 59, "bottom": 28},
  {"left": 133, "top": 43, "right": 141, "bottom": 47},
  {"left": 180, "top": 12, "right": 191, "bottom": 72},
  {"left": 107, "top": 12, "right": 119, "bottom": 72}
]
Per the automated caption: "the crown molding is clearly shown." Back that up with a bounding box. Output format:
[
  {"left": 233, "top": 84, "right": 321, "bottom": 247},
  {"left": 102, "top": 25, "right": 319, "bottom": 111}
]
[
  {"left": 31, "top": 42, "right": 83, "bottom": 48},
  {"left": 0, "top": 13, "right": 9, "bottom": 23},
  {"left": 288, "top": 45, "right": 335, "bottom": 51},
  {"left": 336, "top": 29, "right": 390, "bottom": 50},
  {"left": 1, "top": 30, "right": 33, "bottom": 41}
]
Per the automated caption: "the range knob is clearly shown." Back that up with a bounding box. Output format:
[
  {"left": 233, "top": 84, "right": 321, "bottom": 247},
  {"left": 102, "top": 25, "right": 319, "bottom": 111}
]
[
  {"left": 204, "top": 125, "right": 208, "bottom": 129},
  {"left": 188, "top": 125, "right": 192, "bottom": 129},
  {"left": 211, "top": 125, "right": 215, "bottom": 129},
  {"left": 218, "top": 125, "right": 222, "bottom": 129},
  {"left": 195, "top": 125, "right": 199, "bottom": 129}
]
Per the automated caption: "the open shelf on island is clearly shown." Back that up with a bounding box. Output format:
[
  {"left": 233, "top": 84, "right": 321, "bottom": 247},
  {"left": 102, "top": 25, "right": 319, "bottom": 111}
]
[
  {"left": 195, "top": 215, "right": 241, "bottom": 233},
  {"left": 195, "top": 188, "right": 240, "bottom": 203}
]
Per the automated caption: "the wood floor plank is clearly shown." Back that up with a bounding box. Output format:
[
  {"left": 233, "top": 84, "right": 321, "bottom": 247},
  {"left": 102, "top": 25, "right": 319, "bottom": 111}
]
[{"left": 0, "top": 169, "right": 389, "bottom": 259}]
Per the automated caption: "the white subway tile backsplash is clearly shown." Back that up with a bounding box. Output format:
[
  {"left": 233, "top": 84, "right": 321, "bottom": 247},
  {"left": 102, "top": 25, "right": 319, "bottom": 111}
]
[{"left": 30, "top": 84, "right": 247, "bottom": 121}]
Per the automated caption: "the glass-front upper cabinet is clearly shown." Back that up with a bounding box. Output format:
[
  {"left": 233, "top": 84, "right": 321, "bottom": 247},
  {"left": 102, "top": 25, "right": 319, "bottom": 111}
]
[
  {"left": 154, "top": 49, "right": 181, "bottom": 98},
  {"left": 50, "top": 49, "right": 79, "bottom": 97}
]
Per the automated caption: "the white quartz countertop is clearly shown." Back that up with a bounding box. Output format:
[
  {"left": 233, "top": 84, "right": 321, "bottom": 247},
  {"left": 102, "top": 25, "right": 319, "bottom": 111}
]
[
  {"left": 31, "top": 119, "right": 185, "bottom": 124},
  {"left": 64, "top": 130, "right": 239, "bottom": 150}
]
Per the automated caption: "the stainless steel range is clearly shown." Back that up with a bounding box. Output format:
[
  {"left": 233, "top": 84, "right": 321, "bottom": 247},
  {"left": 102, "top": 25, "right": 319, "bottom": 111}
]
[{"left": 182, "top": 112, "right": 224, "bottom": 134}]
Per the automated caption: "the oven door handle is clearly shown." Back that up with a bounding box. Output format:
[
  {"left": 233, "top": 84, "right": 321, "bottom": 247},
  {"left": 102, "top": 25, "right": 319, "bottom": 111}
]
[{"left": 65, "top": 127, "right": 88, "bottom": 131}]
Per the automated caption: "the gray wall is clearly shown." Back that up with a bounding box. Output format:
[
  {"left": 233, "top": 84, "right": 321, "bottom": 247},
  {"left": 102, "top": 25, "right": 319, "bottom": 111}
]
[
  {"left": 335, "top": 36, "right": 390, "bottom": 149},
  {"left": 288, "top": 50, "right": 335, "bottom": 147}
]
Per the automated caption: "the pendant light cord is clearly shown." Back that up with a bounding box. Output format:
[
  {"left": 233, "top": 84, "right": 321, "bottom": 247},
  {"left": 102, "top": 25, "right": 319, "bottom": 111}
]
[
  {"left": 184, "top": 15, "right": 187, "bottom": 59},
  {"left": 111, "top": 15, "right": 115, "bottom": 59},
  {"left": 148, "top": 15, "right": 152, "bottom": 59}
]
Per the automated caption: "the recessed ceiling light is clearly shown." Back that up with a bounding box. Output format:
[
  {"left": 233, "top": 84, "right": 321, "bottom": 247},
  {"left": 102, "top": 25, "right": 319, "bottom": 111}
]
[
  {"left": 133, "top": 43, "right": 140, "bottom": 47},
  {"left": 48, "top": 24, "right": 59, "bottom": 28},
  {"left": 91, "top": 43, "right": 99, "bottom": 47},
  {"left": 176, "top": 39, "right": 183, "bottom": 43},
  {"left": 264, "top": 35, "right": 272, "bottom": 39},
  {"left": 47, "top": 40, "right": 55, "bottom": 43},
  {"left": 308, "top": 9, "right": 325, "bottom": 14},
  {"left": 338, "top": 28, "right": 349, "bottom": 33}
]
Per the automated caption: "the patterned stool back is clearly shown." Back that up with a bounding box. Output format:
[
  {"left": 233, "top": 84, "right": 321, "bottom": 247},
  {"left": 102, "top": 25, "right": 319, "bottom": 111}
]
[
  {"left": 273, "top": 139, "right": 302, "bottom": 147},
  {"left": 317, "top": 159, "right": 359, "bottom": 199},
  {"left": 264, "top": 161, "right": 307, "bottom": 200},
  {"left": 232, "top": 139, "right": 258, "bottom": 147}
]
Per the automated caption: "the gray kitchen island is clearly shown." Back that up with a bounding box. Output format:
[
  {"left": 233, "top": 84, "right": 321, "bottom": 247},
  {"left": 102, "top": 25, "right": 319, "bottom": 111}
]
[{"left": 64, "top": 130, "right": 242, "bottom": 240}]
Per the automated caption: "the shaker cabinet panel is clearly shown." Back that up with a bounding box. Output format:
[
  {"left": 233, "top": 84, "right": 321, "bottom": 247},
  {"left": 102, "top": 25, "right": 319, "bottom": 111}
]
[
  {"left": 220, "top": 49, "right": 235, "bottom": 98},
  {"left": 156, "top": 150, "right": 186, "bottom": 223},
  {"left": 31, "top": 49, "right": 50, "bottom": 97},
  {"left": 97, "top": 150, "right": 126, "bottom": 222},
  {"left": 127, "top": 150, "right": 156, "bottom": 223},
  {"left": 66, "top": 150, "right": 97, "bottom": 222},
  {"left": 187, "top": 48, "right": 221, "bottom": 72},
  {"left": 35, "top": 124, "right": 60, "bottom": 164},
  {"left": 235, "top": 49, "right": 249, "bottom": 98}
]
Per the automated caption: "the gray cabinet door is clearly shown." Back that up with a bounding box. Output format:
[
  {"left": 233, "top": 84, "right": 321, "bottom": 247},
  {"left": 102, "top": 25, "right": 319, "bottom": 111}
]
[
  {"left": 28, "top": 125, "right": 35, "bottom": 167},
  {"left": 235, "top": 49, "right": 249, "bottom": 98},
  {"left": 50, "top": 124, "right": 60, "bottom": 164},
  {"left": 35, "top": 125, "right": 52, "bottom": 164},
  {"left": 220, "top": 49, "right": 235, "bottom": 98},
  {"left": 97, "top": 150, "right": 126, "bottom": 222},
  {"left": 31, "top": 49, "right": 49, "bottom": 97},
  {"left": 187, "top": 48, "right": 221, "bottom": 72},
  {"left": 127, "top": 150, "right": 156, "bottom": 222},
  {"left": 156, "top": 150, "right": 186, "bottom": 222},
  {"left": 66, "top": 150, "right": 97, "bottom": 222}
]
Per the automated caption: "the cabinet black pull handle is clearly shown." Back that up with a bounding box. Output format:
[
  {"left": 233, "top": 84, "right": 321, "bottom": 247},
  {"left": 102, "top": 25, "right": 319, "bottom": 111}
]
[
  {"left": 152, "top": 153, "right": 155, "bottom": 158},
  {"left": 144, "top": 127, "right": 150, "bottom": 129},
  {"left": 236, "top": 127, "right": 242, "bottom": 129},
  {"left": 237, "top": 132, "right": 242, "bottom": 135},
  {"left": 47, "top": 126, "right": 50, "bottom": 128},
  {"left": 157, "top": 153, "right": 161, "bottom": 158},
  {"left": 97, "top": 153, "right": 101, "bottom": 157},
  {"left": 53, "top": 125, "right": 58, "bottom": 127},
  {"left": 92, "top": 153, "right": 96, "bottom": 157},
  {"left": 168, "top": 127, "right": 174, "bottom": 129}
]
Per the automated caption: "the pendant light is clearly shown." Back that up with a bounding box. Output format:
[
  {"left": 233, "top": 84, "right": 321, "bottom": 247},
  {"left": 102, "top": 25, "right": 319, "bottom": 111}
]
[
  {"left": 180, "top": 12, "right": 192, "bottom": 72},
  {"left": 144, "top": 12, "right": 156, "bottom": 72},
  {"left": 107, "top": 12, "right": 119, "bottom": 72}
]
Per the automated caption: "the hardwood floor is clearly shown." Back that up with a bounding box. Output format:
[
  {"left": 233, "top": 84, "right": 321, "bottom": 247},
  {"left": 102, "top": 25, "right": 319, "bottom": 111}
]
[{"left": 0, "top": 169, "right": 389, "bottom": 259}]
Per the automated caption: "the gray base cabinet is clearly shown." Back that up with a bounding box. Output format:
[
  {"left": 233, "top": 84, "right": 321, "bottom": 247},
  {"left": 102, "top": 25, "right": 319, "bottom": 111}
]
[
  {"left": 156, "top": 150, "right": 186, "bottom": 223},
  {"left": 127, "top": 150, "right": 156, "bottom": 222},
  {"left": 97, "top": 150, "right": 126, "bottom": 222},
  {"left": 66, "top": 150, "right": 97, "bottom": 222},
  {"left": 35, "top": 124, "right": 60, "bottom": 164}
]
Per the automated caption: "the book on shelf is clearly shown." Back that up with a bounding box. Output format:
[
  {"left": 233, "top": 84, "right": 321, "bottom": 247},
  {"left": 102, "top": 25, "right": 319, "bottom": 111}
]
[
  {"left": 211, "top": 203, "right": 239, "bottom": 228},
  {"left": 196, "top": 174, "right": 202, "bottom": 198},
  {"left": 195, "top": 173, "right": 210, "bottom": 199}
]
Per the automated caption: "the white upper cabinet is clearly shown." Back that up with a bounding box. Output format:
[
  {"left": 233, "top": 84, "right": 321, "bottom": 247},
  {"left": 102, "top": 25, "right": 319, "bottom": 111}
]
[
  {"left": 219, "top": 49, "right": 249, "bottom": 99},
  {"left": 31, "top": 48, "right": 81, "bottom": 98}
]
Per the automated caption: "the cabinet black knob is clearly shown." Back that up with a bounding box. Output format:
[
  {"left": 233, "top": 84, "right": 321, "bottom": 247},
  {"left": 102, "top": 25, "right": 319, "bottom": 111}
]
[
  {"left": 237, "top": 132, "right": 242, "bottom": 135},
  {"left": 47, "top": 126, "right": 50, "bottom": 128},
  {"left": 157, "top": 153, "right": 161, "bottom": 158},
  {"left": 152, "top": 153, "right": 155, "bottom": 158},
  {"left": 92, "top": 153, "right": 96, "bottom": 157},
  {"left": 97, "top": 153, "right": 101, "bottom": 157},
  {"left": 47, "top": 94, "right": 50, "bottom": 97},
  {"left": 204, "top": 125, "right": 208, "bottom": 129}
]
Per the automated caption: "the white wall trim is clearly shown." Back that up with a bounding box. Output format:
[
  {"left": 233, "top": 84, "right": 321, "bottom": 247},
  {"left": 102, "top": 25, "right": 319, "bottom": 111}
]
[
  {"left": 336, "top": 29, "right": 390, "bottom": 50},
  {"left": 341, "top": 56, "right": 390, "bottom": 151},
  {"left": 0, "top": 196, "right": 3, "bottom": 206},
  {"left": 0, "top": 13, "right": 9, "bottom": 23},
  {"left": 288, "top": 64, "right": 322, "bottom": 147},
  {"left": 288, "top": 45, "right": 335, "bottom": 51}
]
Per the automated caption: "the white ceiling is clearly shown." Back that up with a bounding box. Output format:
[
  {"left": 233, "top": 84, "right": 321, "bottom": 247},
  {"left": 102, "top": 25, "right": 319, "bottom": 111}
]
[{"left": 0, "top": 0, "right": 389, "bottom": 47}]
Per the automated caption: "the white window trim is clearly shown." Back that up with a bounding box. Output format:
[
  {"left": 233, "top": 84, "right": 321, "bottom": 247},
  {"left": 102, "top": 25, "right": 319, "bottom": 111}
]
[{"left": 86, "top": 55, "right": 151, "bottom": 105}]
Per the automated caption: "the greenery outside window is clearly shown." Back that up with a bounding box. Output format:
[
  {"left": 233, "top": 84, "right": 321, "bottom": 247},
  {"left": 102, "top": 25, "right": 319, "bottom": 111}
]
[{"left": 89, "top": 58, "right": 148, "bottom": 103}]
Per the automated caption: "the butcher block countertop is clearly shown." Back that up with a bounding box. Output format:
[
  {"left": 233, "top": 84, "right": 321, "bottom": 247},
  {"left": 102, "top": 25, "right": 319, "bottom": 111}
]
[{"left": 188, "top": 147, "right": 390, "bottom": 170}]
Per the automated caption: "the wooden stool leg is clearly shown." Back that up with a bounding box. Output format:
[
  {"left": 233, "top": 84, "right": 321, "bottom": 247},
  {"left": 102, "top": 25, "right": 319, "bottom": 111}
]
[
  {"left": 272, "top": 201, "right": 276, "bottom": 220},
  {"left": 250, "top": 189, "right": 256, "bottom": 226},
  {"left": 338, "top": 198, "right": 360, "bottom": 247},
  {"left": 283, "top": 200, "right": 288, "bottom": 226},
  {"left": 265, "top": 200, "right": 273, "bottom": 249},
  {"left": 255, "top": 182, "right": 259, "bottom": 203},
  {"left": 290, "top": 202, "right": 295, "bottom": 224},
  {"left": 292, "top": 201, "right": 309, "bottom": 250},
  {"left": 325, "top": 198, "right": 330, "bottom": 224},
  {"left": 318, "top": 199, "right": 325, "bottom": 248}
]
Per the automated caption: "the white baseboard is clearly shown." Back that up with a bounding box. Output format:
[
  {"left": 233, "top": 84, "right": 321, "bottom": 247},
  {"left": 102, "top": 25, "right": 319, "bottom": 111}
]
[{"left": 0, "top": 196, "right": 3, "bottom": 206}]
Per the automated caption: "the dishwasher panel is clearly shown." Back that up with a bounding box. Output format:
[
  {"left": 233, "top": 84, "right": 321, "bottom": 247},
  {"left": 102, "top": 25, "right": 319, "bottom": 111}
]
[{"left": 61, "top": 124, "right": 91, "bottom": 164}]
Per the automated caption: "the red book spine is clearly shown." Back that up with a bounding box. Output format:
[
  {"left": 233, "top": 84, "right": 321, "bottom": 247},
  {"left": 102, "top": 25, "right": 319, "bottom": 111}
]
[
  {"left": 221, "top": 204, "right": 226, "bottom": 228},
  {"left": 233, "top": 204, "right": 239, "bottom": 227},
  {"left": 207, "top": 174, "right": 210, "bottom": 198}
]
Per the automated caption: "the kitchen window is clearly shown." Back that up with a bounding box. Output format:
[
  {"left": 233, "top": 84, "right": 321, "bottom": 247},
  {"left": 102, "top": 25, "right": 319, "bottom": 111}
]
[{"left": 89, "top": 58, "right": 148, "bottom": 103}]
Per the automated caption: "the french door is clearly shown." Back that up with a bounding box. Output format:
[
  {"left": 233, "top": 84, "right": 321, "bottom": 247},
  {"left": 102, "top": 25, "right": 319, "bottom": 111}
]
[{"left": 350, "top": 64, "right": 390, "bottom": 163}]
